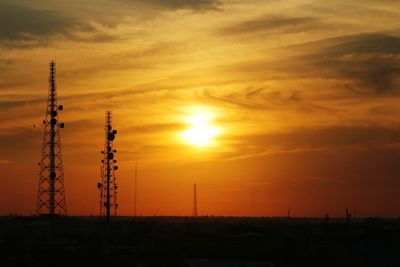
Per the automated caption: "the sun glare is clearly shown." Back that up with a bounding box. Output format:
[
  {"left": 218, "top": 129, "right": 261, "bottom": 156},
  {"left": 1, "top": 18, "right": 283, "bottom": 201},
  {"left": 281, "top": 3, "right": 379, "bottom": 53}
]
[{"left": 182, "top": 110, "right": 220, "bottom": 147}]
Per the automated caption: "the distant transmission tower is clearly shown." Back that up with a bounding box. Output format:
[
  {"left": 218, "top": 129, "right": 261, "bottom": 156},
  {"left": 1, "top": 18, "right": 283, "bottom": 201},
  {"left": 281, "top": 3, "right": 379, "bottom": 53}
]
[
  {"left": 36, "top": 61, "right": 67, "bottom": 216},
  {"left": 98, "top": 111, "right": 118, "bottom": 222},
  {"left": 193, "top": 183, "right": 198, "bottom": 217}
]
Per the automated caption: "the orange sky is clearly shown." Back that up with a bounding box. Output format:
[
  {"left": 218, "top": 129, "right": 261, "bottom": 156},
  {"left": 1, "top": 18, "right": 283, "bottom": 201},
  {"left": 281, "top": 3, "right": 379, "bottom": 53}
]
[{"left": 0, "top": 0, "right": 400, "bottom": 217}]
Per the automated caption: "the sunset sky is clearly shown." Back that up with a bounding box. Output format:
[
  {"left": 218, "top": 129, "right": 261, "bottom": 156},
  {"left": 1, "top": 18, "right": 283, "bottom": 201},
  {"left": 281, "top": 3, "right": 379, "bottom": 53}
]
[{"left": 1, "top": 0, "right": 400, "bottom": 217}]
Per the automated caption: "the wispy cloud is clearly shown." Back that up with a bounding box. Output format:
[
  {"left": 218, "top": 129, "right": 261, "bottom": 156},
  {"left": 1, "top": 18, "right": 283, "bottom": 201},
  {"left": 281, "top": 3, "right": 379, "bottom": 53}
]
[
  {"left": 196, "top": 87, "right": 336, "bottom": 113},
  {"left": 217, "top": 125, "right": 400, "bottom": 160},
  {"left": 121, "top": 0, "right": 222, "bottom": 11},
  {"left": 220, "top": 15, "right": 324, "bottom": 36}
]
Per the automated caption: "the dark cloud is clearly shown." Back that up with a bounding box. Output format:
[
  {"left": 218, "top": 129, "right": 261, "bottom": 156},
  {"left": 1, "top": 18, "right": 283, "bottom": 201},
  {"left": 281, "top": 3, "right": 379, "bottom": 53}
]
[
  {"left": 124, "top": 0, "right": 221, "bottom": 10},
  {"left": 297, "top": 33, "right": 400, "bottom": 94},
  {"left": 324, "top": 33, "right": 400, "bottom": 54},
  {"left": 0, "top": 2, "right": 73, "bottom": 41},
  {"left": 0, "top": 2, "right": 124, "bottom": 47},
  {"left": 220, "top": 15, "right": 323, "bottom": 36},
  {"left": 219, "top": 33, "right": 400, "bottom": 95},
  {"left": 227, "top": 33, "right": 400, "bottom": 94}
]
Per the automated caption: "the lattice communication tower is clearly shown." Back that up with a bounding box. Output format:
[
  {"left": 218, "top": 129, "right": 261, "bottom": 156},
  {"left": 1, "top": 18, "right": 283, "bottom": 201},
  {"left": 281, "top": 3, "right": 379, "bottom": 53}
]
[
  {"left": 98, "top": 111, "right": 119, "bottom": 222},
  {"left": 36, "top": 61, "right": 67, "bottom": 216}
]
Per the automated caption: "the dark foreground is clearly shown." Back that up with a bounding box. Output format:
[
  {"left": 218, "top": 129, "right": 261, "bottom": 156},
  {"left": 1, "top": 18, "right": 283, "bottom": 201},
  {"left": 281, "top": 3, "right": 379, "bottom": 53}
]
[{"left": 0, "top": 216, "right": 399, "bottom": 267}]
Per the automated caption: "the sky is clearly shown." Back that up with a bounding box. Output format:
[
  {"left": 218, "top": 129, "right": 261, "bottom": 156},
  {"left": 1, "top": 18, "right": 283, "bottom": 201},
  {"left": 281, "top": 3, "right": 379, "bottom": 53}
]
[{"left": 0, "top": 0, "right": 399, "bottom": 217}]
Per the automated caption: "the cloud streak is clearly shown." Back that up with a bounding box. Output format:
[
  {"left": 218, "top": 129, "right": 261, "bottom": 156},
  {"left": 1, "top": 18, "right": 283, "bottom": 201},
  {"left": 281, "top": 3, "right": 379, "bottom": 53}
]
[
  {"left": 218, "top": 125, "right": 400, "bottom": 161},
  {"left": 123, "top": 0, "right": 221, "bottom": 10},
  {"left": 221, "top": 15, "right": 324, "bottom": 36}
]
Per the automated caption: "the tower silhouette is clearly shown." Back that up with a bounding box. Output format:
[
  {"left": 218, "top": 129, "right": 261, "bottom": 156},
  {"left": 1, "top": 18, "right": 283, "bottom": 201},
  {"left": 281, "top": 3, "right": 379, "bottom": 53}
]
[
  {"left": 98, "top": 111, "right": 118, "bottom": 222},
  {"left": 193, "top": 183, "right": 197, "bottom": 217},
  {"left": 36, "top": 61, "right": 67, "bottom": 216}
]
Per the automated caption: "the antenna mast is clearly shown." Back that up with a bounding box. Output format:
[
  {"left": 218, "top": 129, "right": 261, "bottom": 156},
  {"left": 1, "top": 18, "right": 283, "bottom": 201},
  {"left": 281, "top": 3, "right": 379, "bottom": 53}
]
[
  {"left": 134, "top": 162, "right": 137, "bottom": 217},
  {"left": 98, "top": 111, "right": 118, "bottom": 222},
  {"left": 251, "top": 192, "right": 255, "bottom": 217},
  {"left": 193, "top": 183, "right": 198, "bottom": 217},
  {"left": 36, "top": 61, "right": 67, "bottom": 216}
]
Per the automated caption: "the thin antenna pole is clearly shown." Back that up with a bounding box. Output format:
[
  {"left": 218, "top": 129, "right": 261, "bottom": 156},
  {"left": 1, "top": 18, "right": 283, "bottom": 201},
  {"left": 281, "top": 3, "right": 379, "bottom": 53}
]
[
  {"left": 134, "top": 162, "right": 137, "bottom": 217},
  {"left": 251, "top": 192, "right": 255, "bottom": 217},
  {"left": 193, "top": 183, "right": 197, "bottom": 217}
]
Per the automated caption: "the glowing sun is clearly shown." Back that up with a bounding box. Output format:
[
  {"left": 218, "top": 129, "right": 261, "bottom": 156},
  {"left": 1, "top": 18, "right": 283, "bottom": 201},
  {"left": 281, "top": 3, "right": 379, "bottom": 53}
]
[{"left": 182, "top": 110, "right": 220, "bottom": 147}]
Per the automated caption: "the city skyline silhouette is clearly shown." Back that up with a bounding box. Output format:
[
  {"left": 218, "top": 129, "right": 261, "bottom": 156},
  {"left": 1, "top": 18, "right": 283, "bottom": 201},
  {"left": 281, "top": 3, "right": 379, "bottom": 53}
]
[{"left": 0, "top": 0, "right": 399, "bottom": 218}]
